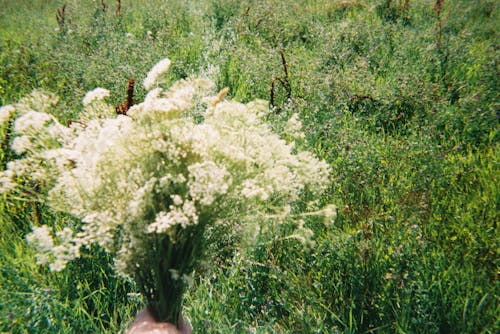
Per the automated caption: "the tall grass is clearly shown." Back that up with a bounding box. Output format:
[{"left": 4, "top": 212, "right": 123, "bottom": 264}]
[{"left": 1, "top": 0, "right": 498, "bottom": 332}]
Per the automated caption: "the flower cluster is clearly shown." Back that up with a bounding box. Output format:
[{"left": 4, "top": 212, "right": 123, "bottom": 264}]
[
  {"left": 0, "top": 59, "right": 331, "bottom": 280},
  {"left": 0, "top": 91, "right": 74, "bottom": 195}
]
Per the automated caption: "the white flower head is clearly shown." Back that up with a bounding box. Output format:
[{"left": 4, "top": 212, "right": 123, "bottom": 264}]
[
  {"left": 11, "top": 135, "right": 32, "bottom": 154},
  {"left": 0, "top": 170, "right": 15, "bottom": 193},
  {"left": 26, "top": 225, "right": 54, "bottom": 259},
  {"left": 147, "top": 200, "right": 199, "bottom": 234},
  {"left": 82, "top": 88, "right": 110, "bottom": 106},
  {"left": 14, "top": 110, "right": 53, "bottom": 134},
  {"left": 171, "top": 195, "right": 183, "bottom": 206},
  {"left": 188, "top": 161, "right": 231, "bottom": 206},
  {"left": 16, "top": 90, "right": 59, "bottom": 115},
  {"left": 285, "top": 113, "right": 305, "bottom": 139},
  {"left": 0, "top": 105, "right": 15, "bottom": 125},
  {"left": 144, "top": 58, "right": 172, "bottom": 90},
  {"left": 322, "top": 204, "right": 337, "bottom": 220}
]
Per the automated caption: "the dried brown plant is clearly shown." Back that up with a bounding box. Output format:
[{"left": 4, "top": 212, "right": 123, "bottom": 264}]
[
  {"left": 56, "top": 3, "right": 67, "bottom": 30},
  {"left": 116, "top": 78, "right": 135, "bottom": 115},
  {"left": 102, "top": 0, "right": 108, "bottom": 12},
  {"left": 434, "top": 0, "right": 446, "bottom": 50},
  {"left": 211, "top": 87, "right": 230, "bottom": 107},
  {"left": 270, "top": 50, "right": 292, "bottom": 109},
  {"left": 434, "top": 0, "right": 444, "bottom": 16}
]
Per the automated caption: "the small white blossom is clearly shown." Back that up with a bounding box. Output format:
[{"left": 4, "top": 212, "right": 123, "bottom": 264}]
[
  {"left": 0, "top": 105, "right": 14, "bottom": 125},
  {"left": 322, "top": 204, "right": 337, "bottom": 221},
  {"left": 14, "top": 110, "right": 53, "bottom": 134},
  {"left": 26, "top": 225, "right": 54, "bottom": 260},
  {"left": 147, "top": 200, "right": 198, "bottom": 234},
  {"left": 82, "top": 88, "right": 110, "bottom": 106},
  {"left": 16, "top": 91, "right": 59, "bottom": 115},
  {"left": 285, "top": 113, "right": 306, "bottom": 139},
  {"left": 147, "top": 211, "right": 179, "bottom": 234},
  {"left": 241, "top": 179, "right": 269, "bottom": 200},
  {"left": 172, "top": 195, "right": 183, "bottom": 206},
  {"left": 11, "top": 136, "right": 32, "bottom": 154},
  {"left": 0, "top": 170, "right": 15, "bottom": 193},
  {"left": 144, "top": 58, "right": 171, "bottom": 90},
  {"left": 188, "top": 161, "right": 231, "bottom": 206}
]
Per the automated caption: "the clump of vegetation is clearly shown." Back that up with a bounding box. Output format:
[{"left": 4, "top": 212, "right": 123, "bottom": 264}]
[
  {"left": 0, "top": 0, "right": 498, "bottom": 333},
  {"left": 1, "top": 58, "right": 333, "bottom": 326}
]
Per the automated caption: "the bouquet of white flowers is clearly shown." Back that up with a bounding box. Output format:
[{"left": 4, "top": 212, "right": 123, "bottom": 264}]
[{"left": 0, "top": 59, "right": 333, "bottom": 326}]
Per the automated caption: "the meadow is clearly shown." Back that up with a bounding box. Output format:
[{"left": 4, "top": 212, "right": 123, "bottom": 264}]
[{"left": 0, "top": 0, "right": 498, "bottom": 333}]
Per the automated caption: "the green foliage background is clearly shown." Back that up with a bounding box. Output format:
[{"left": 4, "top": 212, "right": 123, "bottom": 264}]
[{"left": 0, "top": 0, "right": 498, "bottom": 332}]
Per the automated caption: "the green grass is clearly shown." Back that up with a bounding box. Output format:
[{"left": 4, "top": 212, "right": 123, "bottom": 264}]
[{"left": 1, "top": 0, "right": 498, "bottom": 332}]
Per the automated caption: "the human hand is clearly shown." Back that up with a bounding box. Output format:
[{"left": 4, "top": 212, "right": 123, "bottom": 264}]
[{"left": 128, "top": 308, "right": 192, "bottom": 334}]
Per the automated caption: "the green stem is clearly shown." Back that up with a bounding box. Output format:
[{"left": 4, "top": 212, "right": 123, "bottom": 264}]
[
  {"left": 150, "top": 233, "right": 185, "bottom": 325},
  {"left": 147, "top": 219, "right": 207, "bottom": 325}
]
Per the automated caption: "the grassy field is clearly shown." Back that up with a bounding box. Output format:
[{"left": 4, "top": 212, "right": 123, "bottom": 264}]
[{"left": 0, "top": 0, "right": 498, "bottom": 332}]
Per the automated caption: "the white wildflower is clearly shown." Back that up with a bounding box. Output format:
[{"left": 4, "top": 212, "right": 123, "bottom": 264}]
[
  {"left": 0, "top": 105, "right": 14, "bottom": 125},
  {"left": 6, "top": 160, "right": 31, "bottom": 176},
  {"left": 82, "top": 88, "right": 110, "bottom": 106},
  {"left": 48, "top": 227, "right": 80, "bottom": 272},
  {"left": 181, "top": 200, "right": 198, "bottom": 226},
  {"left": 16, "top": 90, "right": 59, "bottom": 115},
  {"left": 129, "top": 177, "right": 157, "bottom": 217},
  {"left": 142, "top": 87, "right": 162, "bottom": 105},
  {"left": 171, "top": 195, "right": 183, "bottom": 206},
  {"left": 147, "top": 211, "right": 179, "bottom": 234},
  {"left": 11, "top": 136, "right": 32, "bottom": 154},
  {"left": 285, "top": 113, "right": 306, "bottom": 139},
  {"left": 0, "top": 170, "right": 15, "bottom": 193},
  {"left": 26, "top": 225, "right": 54, "bottom": 262},
  {"left": 188, "top": 161, "right": 231, "bottom": 206},
  {"left": 45, "top": 122, "right": 74, "bottom": 143},
  {"left": 126, "top": 104, "right": 143, "bottom": 118},
  {"left": 144, "top": 58, "right": 171, "bottom": 90},
  {"left": 322, "top": 204, "right": 337, "bottom": 221},
  {"left": 165, "top": 78, "right": 215, "bottom": 102},
  {"left": 241, "top": 179, "right": 269, "bottom": 200},
  {"left": 147, "top": 200, "right": 198, "bottom": 234},
  {"left": 14, "top": 110, "right": 53, "bottom": 134},
  {"left": 246, "top": 99, "right": 270, "bottom": 117},
  {"left": 48, "top": 250, "right": 67, "bottom": 272}
]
